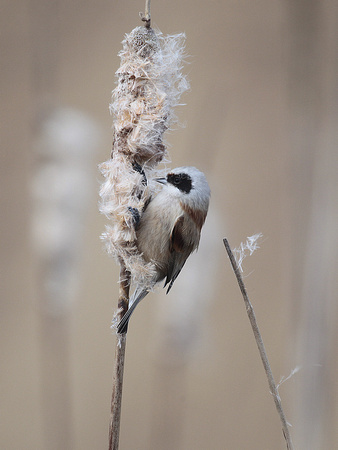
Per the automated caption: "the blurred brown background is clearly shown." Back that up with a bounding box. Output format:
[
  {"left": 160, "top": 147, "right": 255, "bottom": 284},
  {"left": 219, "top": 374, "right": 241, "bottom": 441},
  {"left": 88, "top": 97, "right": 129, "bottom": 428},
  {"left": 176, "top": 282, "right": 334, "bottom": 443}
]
[{"left": 1, "top": 0, "right": 338, "bottom": 449}]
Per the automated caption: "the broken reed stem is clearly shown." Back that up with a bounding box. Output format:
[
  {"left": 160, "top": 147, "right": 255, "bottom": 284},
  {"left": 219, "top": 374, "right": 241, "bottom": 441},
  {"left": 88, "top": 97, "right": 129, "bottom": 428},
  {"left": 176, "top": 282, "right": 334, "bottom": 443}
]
[
  {"left": 109, "top": 263, "right": 130, "bottom": 450},
  {"left": 223, "top": 238, "right": 294, "bottom": 450},
  {"left": 145, "top": 0, "right": 151, "bottom": 22},
  {"left": 140, "top": 0, "right": 151, "bottom": 28}
]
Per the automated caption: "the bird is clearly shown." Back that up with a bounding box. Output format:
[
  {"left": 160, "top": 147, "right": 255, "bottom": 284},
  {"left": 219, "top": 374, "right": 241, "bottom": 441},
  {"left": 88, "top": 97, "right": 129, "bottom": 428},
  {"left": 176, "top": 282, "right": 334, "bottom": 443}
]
[{"left": 117, "top": 166, "right": 210, "bottom": 333}]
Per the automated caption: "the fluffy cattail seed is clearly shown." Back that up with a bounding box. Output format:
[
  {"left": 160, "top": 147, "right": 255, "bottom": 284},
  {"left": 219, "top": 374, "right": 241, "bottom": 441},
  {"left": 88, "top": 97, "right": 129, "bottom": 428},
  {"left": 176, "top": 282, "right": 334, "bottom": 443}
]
[{"left": 99, "top": 25, "right": 189, "bottom": 289}]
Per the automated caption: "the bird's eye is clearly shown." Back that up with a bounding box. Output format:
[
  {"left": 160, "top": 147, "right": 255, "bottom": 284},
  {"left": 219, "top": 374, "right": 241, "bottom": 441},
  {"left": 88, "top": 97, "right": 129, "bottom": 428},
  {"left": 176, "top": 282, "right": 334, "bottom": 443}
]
[{"left": 173, "top": 175, "right": 180, "bottom": 184}]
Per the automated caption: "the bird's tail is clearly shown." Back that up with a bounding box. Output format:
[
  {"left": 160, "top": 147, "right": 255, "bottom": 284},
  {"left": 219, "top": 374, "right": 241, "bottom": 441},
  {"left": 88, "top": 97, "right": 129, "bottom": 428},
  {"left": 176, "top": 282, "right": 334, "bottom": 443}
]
[{"left": 117, "top": 288, "right": 149, "bottom": 334}]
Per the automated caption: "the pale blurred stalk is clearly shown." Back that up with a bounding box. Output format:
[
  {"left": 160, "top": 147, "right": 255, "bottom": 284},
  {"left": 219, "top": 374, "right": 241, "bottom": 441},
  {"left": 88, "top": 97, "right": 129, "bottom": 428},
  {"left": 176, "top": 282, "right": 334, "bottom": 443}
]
[
  {"left": 288, "top": 1, "right": 338, "bottom": 448},
  {"left": 32, "top": 107, "right": 98, "bottom": 450}
]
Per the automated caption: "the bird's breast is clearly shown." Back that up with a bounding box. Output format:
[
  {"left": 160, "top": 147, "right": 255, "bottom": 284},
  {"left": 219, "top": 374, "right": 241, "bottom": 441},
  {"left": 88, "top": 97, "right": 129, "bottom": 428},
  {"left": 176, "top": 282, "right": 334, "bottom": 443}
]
[{"left": 135, "top": 195, "right": 200, "bottom": 278}]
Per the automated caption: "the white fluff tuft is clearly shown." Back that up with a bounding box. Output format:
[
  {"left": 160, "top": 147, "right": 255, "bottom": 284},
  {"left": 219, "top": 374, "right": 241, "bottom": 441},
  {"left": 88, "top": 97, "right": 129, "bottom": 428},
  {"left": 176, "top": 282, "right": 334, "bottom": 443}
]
[
  {"left": 277, "top": 366, "right": 301, "bottom": 390},
  {"left": 233, "top": 233, "right": 263, "bottom": 273}
]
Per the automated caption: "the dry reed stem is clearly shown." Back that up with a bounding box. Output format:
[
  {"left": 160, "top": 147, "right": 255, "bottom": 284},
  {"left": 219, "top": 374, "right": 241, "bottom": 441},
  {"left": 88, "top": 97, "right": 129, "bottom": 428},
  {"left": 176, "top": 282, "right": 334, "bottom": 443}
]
[
  {"left": 109, "top": 263, "right": 130, "bottom": 450},
  {"left": 140, "top": 0, "right": 151, "bottom": 27},
  {"left": 109, "top": 335, "right": 127, "bottom": 450},
  {"left": 223, "top": 238, "right": 294, "bottom": 450}
]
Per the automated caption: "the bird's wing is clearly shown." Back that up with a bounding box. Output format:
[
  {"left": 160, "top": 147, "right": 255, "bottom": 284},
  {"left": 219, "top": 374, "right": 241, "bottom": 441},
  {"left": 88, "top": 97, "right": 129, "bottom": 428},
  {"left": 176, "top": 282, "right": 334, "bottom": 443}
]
[
  {"left": 165, "top": 215, "right": 194, "bottom": 293},
  {"left": 169, "top": 215, "right": 185, "bottom": 253}
]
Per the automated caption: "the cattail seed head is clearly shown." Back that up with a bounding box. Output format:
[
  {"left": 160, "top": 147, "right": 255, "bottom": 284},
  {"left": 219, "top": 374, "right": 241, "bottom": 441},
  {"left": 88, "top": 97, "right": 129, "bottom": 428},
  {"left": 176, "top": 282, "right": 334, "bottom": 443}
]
[{"left": 99, "top": 25, "right": 189, "bottom": 288}]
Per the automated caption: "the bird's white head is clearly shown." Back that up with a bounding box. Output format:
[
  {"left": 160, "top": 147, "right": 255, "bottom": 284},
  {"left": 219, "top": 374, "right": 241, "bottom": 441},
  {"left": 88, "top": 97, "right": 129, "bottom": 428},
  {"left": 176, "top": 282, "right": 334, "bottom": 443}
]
[{"left": 156, "top": 166, "right": 210, "bottom": 213}]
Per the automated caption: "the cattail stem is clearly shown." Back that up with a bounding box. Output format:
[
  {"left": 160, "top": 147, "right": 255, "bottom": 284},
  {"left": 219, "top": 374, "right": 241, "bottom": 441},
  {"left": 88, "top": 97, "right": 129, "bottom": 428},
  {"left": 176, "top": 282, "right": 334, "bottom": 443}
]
[
  {"left": 109, "top": 335, "right": 127, "bottom": 450},
  {"left": 223, "top": 238, "right": 294, "bottom": 450},
  {"left": 140, "top": 0, "right": 151, "bottom": 28},
  {"left": 101, "top": 14, "right": 189, "bottom": 449},
  {"left": 117, "top": 261, "right": 131, "bottom": 321},
  {"left": 109, "top": 264, "right": 130, "bottom": 450}
]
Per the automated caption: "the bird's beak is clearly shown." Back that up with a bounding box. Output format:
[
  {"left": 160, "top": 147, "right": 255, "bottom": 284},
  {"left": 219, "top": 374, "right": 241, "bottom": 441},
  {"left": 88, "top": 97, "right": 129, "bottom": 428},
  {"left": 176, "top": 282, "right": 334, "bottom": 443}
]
[{"left": 155, "top": 177, "right": 167, "bottom": 185}]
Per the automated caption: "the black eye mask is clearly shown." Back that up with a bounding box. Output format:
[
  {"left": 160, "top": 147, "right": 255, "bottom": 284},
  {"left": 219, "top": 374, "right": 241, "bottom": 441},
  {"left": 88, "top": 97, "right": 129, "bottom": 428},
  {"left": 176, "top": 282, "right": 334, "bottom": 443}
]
[{"left": 167, "top": 172, "right": 192, "bottom": 194}]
